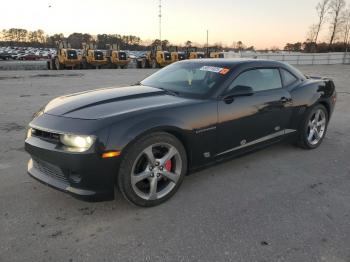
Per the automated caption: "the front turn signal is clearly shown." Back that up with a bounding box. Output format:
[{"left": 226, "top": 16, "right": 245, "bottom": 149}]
[{"left": 102, "top": 151, "right": 121, "bottom": 158}]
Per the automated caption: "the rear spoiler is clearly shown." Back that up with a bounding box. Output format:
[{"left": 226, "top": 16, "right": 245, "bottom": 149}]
[{"left": 305, "top": 75, "right": 333, "bottom": 81}]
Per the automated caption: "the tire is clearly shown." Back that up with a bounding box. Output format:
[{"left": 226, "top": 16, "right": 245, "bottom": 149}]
[
  {"left": 141, "top": 59, "right": 146, "bottom": 69},
  {"left": 55, "top": 57, "right": 63, "bottom": 70},
  {"left": 118, "top": 132, "right": 187, "bottom": 207},
  {"left": 151, "top": 59, "right": 158, "bottom": 69},
  {"left": 296, "top": 104, "right": 328, "bottom": 150},
  {"left": 82, "top": 59, "right": 89, "bottom": 69},
  {"left": 50, "top": 59, "right": 56, "bottom": 70}
]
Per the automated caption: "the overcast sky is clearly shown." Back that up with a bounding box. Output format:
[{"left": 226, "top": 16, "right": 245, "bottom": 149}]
[{"left": 1, "top": 0, "right": 338, "bottom": 49}]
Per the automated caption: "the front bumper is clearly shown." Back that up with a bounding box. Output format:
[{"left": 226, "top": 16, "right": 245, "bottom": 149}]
[{"left": 25, "top": 134, "right": 117, "bottom": 202}]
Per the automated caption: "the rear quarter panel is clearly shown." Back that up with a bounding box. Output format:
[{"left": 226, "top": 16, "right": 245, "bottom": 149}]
[{"left": 288, "top": 78, "right": 336, "bottom": 130}]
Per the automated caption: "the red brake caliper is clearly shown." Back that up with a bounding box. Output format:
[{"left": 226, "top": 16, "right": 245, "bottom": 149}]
[{"left": 165, "top": 160, "right": 172, "bottom": 172}]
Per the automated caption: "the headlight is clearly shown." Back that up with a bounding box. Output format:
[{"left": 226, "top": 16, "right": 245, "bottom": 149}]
[
  {"left": 60, "top": 134, "right": 95, "bottom": 152},
  {"left": 26, "top": 128, "right": 33, "bottom": 139}
]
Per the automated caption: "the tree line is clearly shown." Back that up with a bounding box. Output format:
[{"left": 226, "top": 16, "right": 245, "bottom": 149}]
[
  {"left": 0, "top": 29, "right": 150, "bottom": 50},
  {"left": 285, "top": 0, "right": 350, "bottom": 52},
  {"left": 2, "top": 1, "right": 349, "bottom": 53}
]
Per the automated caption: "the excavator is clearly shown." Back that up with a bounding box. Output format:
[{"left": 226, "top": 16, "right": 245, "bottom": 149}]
[
  {"left": 106, "top": 44, "right": 130, "bottom": 69},
  {"left": 186, "top": 47, "right": 205, "bottom": 59},
  {"left": 81, "top": 43, "right": 108, "bottom": 69},
  {"left": 136, "top": 45, "right": 172, "bottom": 68},
  {"left": 47, "top": 41, "right": 81, "bottom": 70}
]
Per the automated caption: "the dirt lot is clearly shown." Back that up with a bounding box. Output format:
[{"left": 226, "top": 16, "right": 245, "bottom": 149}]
[{"left": 0, "top": 65, "right": 350, "bottom": 262}]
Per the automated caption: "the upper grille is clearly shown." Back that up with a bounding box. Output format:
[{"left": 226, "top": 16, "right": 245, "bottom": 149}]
[
  {"left": 32, "top": 158, "right": 69, "bottom": 185},
  {"left": 31, "top": 128, "right": 60, "bottom": 143},
  {"left": 67, "top": 50, "right": 78, "bottom": 60},
  {"left": 164, "top": 53, "right": 171, "bottom": 61},
  {"left": 118, "top": 52, "right": 127, "bottom": 60},
  {"left": 94, "top": 51, "right": 104, "bottom": 60}
]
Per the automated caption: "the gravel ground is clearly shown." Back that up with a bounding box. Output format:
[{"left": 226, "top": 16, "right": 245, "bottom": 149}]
[{"left": 0, "top": 65, "right": 349, "bottom": 262}]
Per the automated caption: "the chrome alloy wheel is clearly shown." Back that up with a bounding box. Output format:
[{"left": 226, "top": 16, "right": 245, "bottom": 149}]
[
  {"left": 307, "top": 109, "right": 327, "bottom": 146},
  {"left": 131, "top": 143, "right": 182, "bottom": 200}
]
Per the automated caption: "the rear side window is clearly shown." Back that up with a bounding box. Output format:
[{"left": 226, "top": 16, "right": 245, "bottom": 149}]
[
  {"left": 281, "top": 69, "right": 298, "bottom": 86},
  {"left": 228, "top": 68, "right": 282, "bottom": 92}
]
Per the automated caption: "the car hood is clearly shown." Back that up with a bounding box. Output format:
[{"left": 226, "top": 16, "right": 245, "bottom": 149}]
[{"left": 43, "top": 85, "right": 191, "bottom": 120}]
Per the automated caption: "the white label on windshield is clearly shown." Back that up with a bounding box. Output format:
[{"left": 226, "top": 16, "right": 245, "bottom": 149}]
[
  {"left": 199, "top": 66, "right": 230, "bottom": 75},
  {"left": 200, "top": 66, "right": 223, "bottom": 73}
]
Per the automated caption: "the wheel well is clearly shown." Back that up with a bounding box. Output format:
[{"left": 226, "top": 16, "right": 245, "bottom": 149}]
[
  {"left": 318, "top": 101, "right": 330, "bottom": 118},
  {"left": 161, "top": 129, "right": 192, "bottom": 169},
  {"left": 119, "top": 128, "right": 192, "bottom": 170}
]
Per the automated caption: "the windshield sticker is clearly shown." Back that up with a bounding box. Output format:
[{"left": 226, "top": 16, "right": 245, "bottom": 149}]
[{"left": 200, "top": 66, "right": 230, "bottom": 75}]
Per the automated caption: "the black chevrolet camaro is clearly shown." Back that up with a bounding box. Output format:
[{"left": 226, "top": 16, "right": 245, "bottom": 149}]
[{"left": 25, "top": 59, "right": 337, "bottom": 206}]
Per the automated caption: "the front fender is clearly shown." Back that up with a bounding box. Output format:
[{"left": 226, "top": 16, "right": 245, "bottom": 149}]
[{"left": 106, "top": 115, "right": 189, "bottom": 151}]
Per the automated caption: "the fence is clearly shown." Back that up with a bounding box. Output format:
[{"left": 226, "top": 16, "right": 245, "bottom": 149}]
[{"left": 224, "top": 52, "right": 350, "bottom": 65}]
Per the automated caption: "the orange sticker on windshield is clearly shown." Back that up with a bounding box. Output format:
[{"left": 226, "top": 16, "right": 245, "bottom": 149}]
[{"left": 219, "top": 68, "right": 230, "bottom": 75}]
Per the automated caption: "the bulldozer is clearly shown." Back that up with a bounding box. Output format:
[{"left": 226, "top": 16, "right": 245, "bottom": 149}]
[
  {"left": 186, "top": 47, "right": 205, "bottom": 59},
  {"left": 136, "top": 46, "right": 172, "bottom": 68},
  {"left": 81, "top": 43, "right": 108, "bottom": 69},
  {"left": 169, "top": 46, "right": 186, "bottom": 62},
  {"left": 106, "top": 44, "right": 130, "bottom": 69},
  {"left": 47, "top": 41, "right": 82, "bottom": 70}
]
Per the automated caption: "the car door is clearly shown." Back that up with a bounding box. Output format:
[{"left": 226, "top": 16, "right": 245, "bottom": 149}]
[{"left": 216, "top": 68, "right": 293, "bottom": 156}]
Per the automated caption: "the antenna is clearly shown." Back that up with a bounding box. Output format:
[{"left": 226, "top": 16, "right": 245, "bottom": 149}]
[{"left": 158, "top": 0, "right": 162, "bottom": 42}]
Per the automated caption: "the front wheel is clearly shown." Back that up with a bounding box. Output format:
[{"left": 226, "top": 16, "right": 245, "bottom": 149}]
[
  {"left": 118, "top": 132, "right": 187, "bottom": 207},
  {"left": 297, "top": 104, "right": 328, "bottom": 149}
]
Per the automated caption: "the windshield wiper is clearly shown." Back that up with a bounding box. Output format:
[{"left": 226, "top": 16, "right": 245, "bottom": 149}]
[
  {"left": 155, "top": 87, "right": 179, "bottom": 96},
  {"left": 132, "top": 81, "right": 143, "bottom": 86}
]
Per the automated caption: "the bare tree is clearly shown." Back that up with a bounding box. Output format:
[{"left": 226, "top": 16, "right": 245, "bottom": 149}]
[
  {"left": 343, "top": 8, "right": 350, "bottom": 51},
  {"left": 329, "top": 0, "right": 346, "bottom": 46},
  {"left": 185, "top": 40, "right": 192, "bottom": 48},
  {"left": 307, "top": 24, "right": 319, "bottom": 42},
  {"left": 315, "top": 0, "right": 331, "bottom": 43}
]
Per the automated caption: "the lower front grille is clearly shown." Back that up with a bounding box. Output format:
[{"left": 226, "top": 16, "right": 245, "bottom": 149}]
[{"left": 32, "top": 158, "right": 68, "bottom": 184}]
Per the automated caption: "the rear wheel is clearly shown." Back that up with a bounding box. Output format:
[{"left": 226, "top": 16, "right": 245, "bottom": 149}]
[
  {"left": 118, "top": 132, "right": 187, "bottom": 207},
  {"left": 296, "top": 104, "right": 328, "bottom": 149}
]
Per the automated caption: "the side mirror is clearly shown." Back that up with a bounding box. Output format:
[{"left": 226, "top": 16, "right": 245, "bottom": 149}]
[{"left": 223, "top": 85, "right": 254, "bottom": 100}]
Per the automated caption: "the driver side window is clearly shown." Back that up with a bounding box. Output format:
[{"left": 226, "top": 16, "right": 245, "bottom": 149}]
[{"left": 228, "top": 68, "right": 282, "bottom": 92}]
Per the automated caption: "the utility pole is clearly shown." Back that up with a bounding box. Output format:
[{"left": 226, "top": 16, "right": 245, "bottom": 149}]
[
  {"left": 159, "top": 0, "right": 162, "bottom": 42},
  {"left": 206, "top": 30, "right": 209, "bottom": 57}
]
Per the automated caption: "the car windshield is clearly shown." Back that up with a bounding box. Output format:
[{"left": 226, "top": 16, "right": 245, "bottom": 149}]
[{"left": 140, "top": 62, "right": 231, "bottom": 98}]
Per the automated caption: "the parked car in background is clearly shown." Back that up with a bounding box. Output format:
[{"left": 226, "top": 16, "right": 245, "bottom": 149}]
[{"left": 0, "top": 52, "right": 11, "bottom": 60}]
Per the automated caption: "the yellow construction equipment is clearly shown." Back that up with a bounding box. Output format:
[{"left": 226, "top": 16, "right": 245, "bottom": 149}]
[
  {"left": 186, "top": 47, "right": 205, "bottom": 59},
  {"left": 208, "top": 47, "right": 224, "bottom": 58},
  {"left": 106, "top": 44, "right": 130, "bottom": 69},
  {"left": 81, "top": 43, "right": 108, "bottom": 69},
  {"left": 169, "top": 46, "right": 186, "bottom": 62},
  {"left": 136, "top": 46, "right": 172, "bottom": 68},
  {"left": 47, "top": 41, "right": 81, "bottom": 70}
]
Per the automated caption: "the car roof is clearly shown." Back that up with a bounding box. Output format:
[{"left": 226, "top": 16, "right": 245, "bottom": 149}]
[
  {"left": 178, "top": 58, "right": 306, "bottom": 80},
  {"left": 179, "top": 58, "right": 286, "bottom": 68}
]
